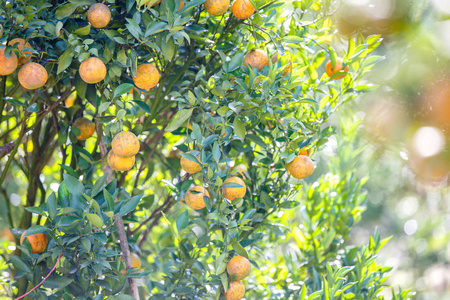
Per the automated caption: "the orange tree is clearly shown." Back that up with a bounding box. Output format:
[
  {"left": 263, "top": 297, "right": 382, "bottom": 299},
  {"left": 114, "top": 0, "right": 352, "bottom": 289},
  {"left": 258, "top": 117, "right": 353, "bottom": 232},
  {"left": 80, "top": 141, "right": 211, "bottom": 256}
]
[{"left": 0, "top": 0, "right": 409, "bottom": 299}]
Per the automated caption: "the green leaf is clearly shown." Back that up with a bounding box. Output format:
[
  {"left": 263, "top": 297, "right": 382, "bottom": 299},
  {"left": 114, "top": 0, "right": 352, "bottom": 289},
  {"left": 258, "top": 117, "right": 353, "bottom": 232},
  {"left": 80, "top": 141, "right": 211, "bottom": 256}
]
[
  {"left": 228, "top": 52, "right": 244, "bottom": 72},
  {"left": 103, "top": 189, "right": 115, "bottom": 212},
  {"left": 222, "top": 182, "right": 243, "bottom": 188},
  {"left": 134, "top": 100, "right": 151, "bottom": 114},
  {"left": 215, "top": 253, "right": 227, "bottom": 275},
  {"left": 114, "top": 83, "right": 134, "bottom": 98},
  {"left": 59, "top": 216, "right": 80, "bottom": 227},
  {"left": 24, "top": 225, "right": 48, "bottom": 237},
  {"left": 240, "top": 209, "right": 255, "bottom": 221},
  {"left": 161, "top": 35, "right": 175, "bottom": 61},
  {"left": 9, "top": 255, "right": 32, "bottom": 273},
  {"left": 63, "top": 173, "right": 85, "bottom": 197},
  {"left": 47, "top": 192, "right": 57, "bottom": 219},
  {"left": 75, "top": 73, "right": 87, "bottom": 100},
  {"left": 91, "top": 173, "right": 109, "bottom": 197},
  {"left": 233, "top": 118, "right": 245, "bottom": 140},
  {"left": 119, "top": 195, "right": 143, "bottom": 217},
  {"left": 43, "top": 276, "right": 73, "bottom": 289},
  {"left": 3, "top": 97, "right": 26, "bottom": 106},
  {"left": 231, "top": 241, "right": 248, "bottom": 258},
  {"left": 57, "top": 48, "right": 74, "bottom": 74},
  {"left": 166, "top": 108, "right": 194, "bottom": 132},
  {"left": 24, "top": 206, "right": 47, "bottom": 216},
  {"left": 125, "top": 18, "right": 143, "bottom": 39},
  {"left": 284, "top": 35, "right": 302, "bottom": 44},
  {"left": 55, "top": 3, "right": 78, "bottom": 20},
  {"left": 86, "top": 213, "right": 104, "bottom": 228},
  {"left": 176, "top": 210, "right": 189, "bottom": 232},
  {"left": 74, "top": 24, "right": 91, "bottom": 35}
]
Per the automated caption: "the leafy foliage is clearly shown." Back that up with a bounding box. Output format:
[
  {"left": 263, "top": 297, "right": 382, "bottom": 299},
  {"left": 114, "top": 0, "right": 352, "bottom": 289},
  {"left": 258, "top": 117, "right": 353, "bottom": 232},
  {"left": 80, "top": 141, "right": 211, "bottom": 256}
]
[{"left": 0, "top": 0, "right": 411, "bottom": 299}]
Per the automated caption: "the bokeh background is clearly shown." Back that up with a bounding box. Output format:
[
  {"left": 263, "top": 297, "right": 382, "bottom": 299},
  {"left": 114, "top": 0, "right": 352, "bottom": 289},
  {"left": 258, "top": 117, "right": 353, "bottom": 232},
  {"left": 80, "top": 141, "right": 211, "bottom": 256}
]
[{"left": 333, "top": 0, "right": 450, "bottom": 299}]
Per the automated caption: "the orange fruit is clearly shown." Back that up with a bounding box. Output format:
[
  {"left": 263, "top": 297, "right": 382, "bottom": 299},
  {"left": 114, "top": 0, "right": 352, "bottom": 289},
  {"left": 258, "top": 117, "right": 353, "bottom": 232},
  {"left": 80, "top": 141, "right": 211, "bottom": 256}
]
[
  {"left": 20, "top": 231, "right": 48, "bottom": 254},
  {"left": 18, "top": 62, "right": 48, "bottom": 90},
  {"left": 72, "top": 117, "right": 95, "bottom": 140},
  {"left": 325, "top": 57, "right": 349, "bottom": 80},
  {"left": 227, "top": 256, "right": 251, "bottom": 280},
  {"left": 107, "top": 150, "right": 135, "bottom": 171},
  {"left": 65, "top": 92, "right": 77, "bottom": 107},
  {"left": 120, "top": 253, "right": 142, "bottom": 274},
  {"left": 205, "top": 0, "right": 230, "bottom": 16},
  {"left": 112, "top": 131, "right": 140, "bottom": 158},
  {"left": 234, "top": 164, "right": 247, "bottom": 177},
  {"left": 185, "top": 186, "right": 211, "bottom": 210},
  {"left": 298, "top": 147, "right": 310, "bottom": 156},
  {"left": 222, "top": 177, "right": 246, "bottom": 201},
  {"left": 180, "top": 153, "right": 202, "bottom": 174},
  {"left": 87, "top": 3, "right": 111, "bottom": 29},
  {"left": 231, "top": 0, "right": 254, "bottom": 19},
  {"left": 286, "top": 155, "right": 314, "bottom": 179},
  {"left": 133, "top": 64, "right": 160, "bottom": 91},
  {"left": 224, "top": 280, "right": 245, "bottom": 300},
  {"left": 79, "top": 57, "right": 107, "bottom": 84},
  {"left": 244, "top": 49, "right": 269, "bottom": 71},
  {"left": 0, "top": 47, "right": 18, "bottom": 75},
  {"left": 8, "top": 38, "right": 32, "bottom": 65}
]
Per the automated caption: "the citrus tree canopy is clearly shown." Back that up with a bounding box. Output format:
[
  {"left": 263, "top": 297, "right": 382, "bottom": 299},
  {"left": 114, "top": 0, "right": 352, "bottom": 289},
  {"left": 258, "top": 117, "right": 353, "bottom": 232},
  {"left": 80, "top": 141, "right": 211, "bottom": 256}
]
[{"left": 0, "top": 0, "right": 412, "bottom": 299}]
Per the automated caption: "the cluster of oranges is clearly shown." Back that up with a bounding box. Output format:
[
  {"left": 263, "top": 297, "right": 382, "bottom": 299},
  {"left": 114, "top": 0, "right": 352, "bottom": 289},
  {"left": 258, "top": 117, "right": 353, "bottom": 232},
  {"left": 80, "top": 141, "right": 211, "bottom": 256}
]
[
  {"left": 179, "top": 145, "right": 313, "bottom": 299},
  {"left": 107, "top": 131, "right": 141, "bottom": 171},
  {"left": 0, "top": 38, "right": 48, "bottom": 90},
  {"left": 3, "top": 2, "right": 349, "bottom": 298}
]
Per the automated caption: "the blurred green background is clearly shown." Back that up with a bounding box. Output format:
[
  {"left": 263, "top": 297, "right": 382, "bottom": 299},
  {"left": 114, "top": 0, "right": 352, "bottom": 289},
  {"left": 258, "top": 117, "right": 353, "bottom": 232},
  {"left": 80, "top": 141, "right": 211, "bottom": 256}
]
[{"left": 333, "top": 0, "right": 450, "bottom": 299}]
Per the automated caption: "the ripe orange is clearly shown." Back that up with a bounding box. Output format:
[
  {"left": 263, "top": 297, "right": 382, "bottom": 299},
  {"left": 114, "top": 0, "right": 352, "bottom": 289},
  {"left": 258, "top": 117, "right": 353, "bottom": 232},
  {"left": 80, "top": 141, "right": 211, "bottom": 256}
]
[
  {"left": 0, "top": 47, "right": 18, "bottom": 75},
  {"left": 180, "top": 153, "right": 202, "bottom": 174},
  {"left": 234, "top": 164, "right": 247, "bottom": 177},
  {"left": 232, "top": 0, "right": 254, "bottom": 19},
  {"left": 227, "top": 256, "right": 251, "bottom": 280},
  {"left": 185, "top": 186, "right": 211, "bottom": 210},
  {"left": 20, "top": 231, "right": 48, "bottom": 254},
  {"left": 8, "top": 38, "right": 32, "bottom": 65},
  {"left": 79, "top": 57, "right": 107, "bottom": 84},
  {"left": 112, "top": 131, "right": 140, "bottom": 158},
  {"left": 87, "top": 3, "right": 111, "bottom": 29},
  {"left": 286, "top": 155, "right": 314, "bottom": 179},
  {"left": 120, "top": 253, "right": 142, "bottom": 274},
  {"left": 107, "top": 150, "right": 135, "bottom": 171},
  {"left": 298, "top": 147, "right": 310, "bottom": 156},
  {"left": 325, "top": 57, "right": 349, "bottom": 80},
  {"left": 222, "top": 177, "right": 246, "bottom": 201},
  {"left": 244, "top": 49, "right": 269, "bottom": 71},
  {"left": 205, "top": 0, "right": 230, "bottom": 16},
  {"left": 133, "top": 64, "right": 160, "bottom": 91},
  {"left": 72, "top": 117, "right": 95, "bottom": 140},
  {"left": 224, "top": 280, "right": 245, "bottom": 300},
  {"left": 18, "top": 62, "right": 48, "bottom": 90}
]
